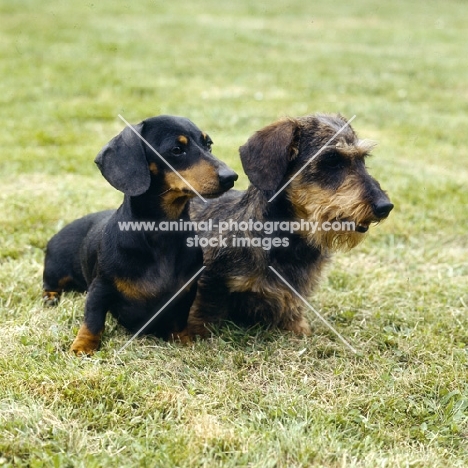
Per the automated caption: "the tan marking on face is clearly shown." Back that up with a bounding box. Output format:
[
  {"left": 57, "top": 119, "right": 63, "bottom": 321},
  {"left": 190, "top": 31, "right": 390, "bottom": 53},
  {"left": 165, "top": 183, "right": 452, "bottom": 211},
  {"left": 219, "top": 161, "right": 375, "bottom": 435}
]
[
  {"left": 163, "top": 172, "right": 190, "bottom": 193},
  {"left": 163, "top": 161, "right": 220, "bottom": 195},
  {"left": 334, "top": 138, "right": 376, "bottom": 159},
  {"left": 160, "top": 161, "right": 225, "bottom": 218},
  {"left": 148, "top": 162, "right": 158, "bottom": 175},
  {"left": 177, "top": 135, "right": 188, "bottom": 145},
  {"left": 179, "top": 161, "right": 219, "bottom": 193},
  {"left": 287, "top": 173, "right": 374, "bottom": 251}
]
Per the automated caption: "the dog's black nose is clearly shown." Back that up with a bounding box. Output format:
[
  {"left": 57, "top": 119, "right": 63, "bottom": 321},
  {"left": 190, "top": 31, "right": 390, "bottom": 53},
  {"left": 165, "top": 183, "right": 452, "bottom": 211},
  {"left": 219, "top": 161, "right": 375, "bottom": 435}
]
[
  {"left": 373, "top": 201, "right": 394, "bottom": 219},
  {"left": 218, "top": 169, "right": 238, "bottom": 189}
]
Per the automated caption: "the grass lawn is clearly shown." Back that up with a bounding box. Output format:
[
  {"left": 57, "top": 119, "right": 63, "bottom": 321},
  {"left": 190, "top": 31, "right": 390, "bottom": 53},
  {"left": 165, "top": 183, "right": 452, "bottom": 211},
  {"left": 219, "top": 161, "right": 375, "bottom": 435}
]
[{"left": 1, "top": 0, "right": 468, "bottom": 466}]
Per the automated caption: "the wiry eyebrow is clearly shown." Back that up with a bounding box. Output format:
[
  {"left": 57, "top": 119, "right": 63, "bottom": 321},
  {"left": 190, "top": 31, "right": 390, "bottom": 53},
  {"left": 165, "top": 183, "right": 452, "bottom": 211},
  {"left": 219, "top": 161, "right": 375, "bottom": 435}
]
[{"left": 332, "top": 139, "right": 377, "bottom": 158}]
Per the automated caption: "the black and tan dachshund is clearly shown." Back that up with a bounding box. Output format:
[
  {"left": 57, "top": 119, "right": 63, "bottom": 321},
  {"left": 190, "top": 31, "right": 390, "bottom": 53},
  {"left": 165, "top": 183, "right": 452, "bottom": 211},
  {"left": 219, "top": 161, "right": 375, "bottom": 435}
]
[{"left": 43, "top": 115, "right": 237, "bottom": 355}]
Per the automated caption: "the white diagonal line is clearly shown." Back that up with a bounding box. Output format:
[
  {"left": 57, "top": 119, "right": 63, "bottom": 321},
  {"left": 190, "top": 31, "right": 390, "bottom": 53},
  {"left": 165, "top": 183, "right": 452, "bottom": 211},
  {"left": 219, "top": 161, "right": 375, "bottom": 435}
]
[
  {"left": 268, "top": 115, "right": 356, "bottom": 203},
  {"left": 117, "top": 266, "right": 206, "bottom": 353},
  {"left": 118, "top": 114, "right": 207, "bottom": 203},
  {"left": 268, "top": 266, "right": 357, "bottom": 353}
]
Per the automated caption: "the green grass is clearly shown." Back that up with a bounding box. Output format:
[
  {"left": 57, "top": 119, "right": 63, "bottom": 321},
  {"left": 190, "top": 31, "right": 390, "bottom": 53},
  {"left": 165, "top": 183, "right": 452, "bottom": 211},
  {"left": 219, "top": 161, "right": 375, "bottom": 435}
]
[{"left": 1, "top": 0, "right": 468, "bottom": 466}]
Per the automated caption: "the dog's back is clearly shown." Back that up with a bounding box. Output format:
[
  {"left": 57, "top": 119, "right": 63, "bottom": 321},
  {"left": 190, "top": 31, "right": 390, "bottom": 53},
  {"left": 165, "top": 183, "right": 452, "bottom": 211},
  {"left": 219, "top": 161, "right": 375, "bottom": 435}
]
[{"left": 43, "top": 210, "right": 114, "bottom": 304}]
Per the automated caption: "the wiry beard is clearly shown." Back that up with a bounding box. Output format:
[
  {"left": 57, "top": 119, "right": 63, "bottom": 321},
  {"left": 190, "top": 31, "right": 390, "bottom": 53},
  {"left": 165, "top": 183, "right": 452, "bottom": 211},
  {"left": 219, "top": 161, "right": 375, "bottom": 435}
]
[{"left": 287, "top": 174, "right": 376, "bottom": 252}]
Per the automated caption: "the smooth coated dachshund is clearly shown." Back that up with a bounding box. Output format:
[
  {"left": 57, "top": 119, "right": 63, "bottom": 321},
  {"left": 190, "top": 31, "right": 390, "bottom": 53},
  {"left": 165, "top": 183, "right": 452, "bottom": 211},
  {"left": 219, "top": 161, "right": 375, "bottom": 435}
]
[{"left": 43, "top": 115, "right": 237, "bottom": 354}]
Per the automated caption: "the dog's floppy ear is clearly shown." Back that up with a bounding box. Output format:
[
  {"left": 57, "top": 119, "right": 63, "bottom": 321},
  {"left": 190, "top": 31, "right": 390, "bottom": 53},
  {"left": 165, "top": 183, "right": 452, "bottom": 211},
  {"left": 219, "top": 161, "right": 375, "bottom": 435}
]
[
  {"left": 94, "top": 123, "right": 151, "bottom": 196},
  {"left": 239, "top": 118, "right": 300, "bottom": 192}
]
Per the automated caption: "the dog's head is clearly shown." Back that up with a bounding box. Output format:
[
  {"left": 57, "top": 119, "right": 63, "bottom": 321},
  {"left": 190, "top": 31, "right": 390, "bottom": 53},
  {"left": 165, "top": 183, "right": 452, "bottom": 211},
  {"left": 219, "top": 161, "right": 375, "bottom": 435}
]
[
  {"left": 95, "top": 115, "right": 238, "bottom": 215},
  {"left": 239, "top": 113, "right": 393, "bottom": 250}
]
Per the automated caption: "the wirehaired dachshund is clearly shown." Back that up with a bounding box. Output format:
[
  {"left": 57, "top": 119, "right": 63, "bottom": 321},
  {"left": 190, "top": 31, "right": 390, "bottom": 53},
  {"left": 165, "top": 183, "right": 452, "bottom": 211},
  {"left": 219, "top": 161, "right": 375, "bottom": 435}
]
[{"left": 179, "top": 114, "right": 393, "bottom": 341}]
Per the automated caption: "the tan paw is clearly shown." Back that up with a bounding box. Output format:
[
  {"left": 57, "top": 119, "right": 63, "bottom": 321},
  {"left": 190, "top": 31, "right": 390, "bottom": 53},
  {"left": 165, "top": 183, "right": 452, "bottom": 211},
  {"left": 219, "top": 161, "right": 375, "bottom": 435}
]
[
  {"left": 42, "top": 290, "right": 61, "bottom": 307},
  {"left": 70, "top": 324, "right": 102, "bottom": 356},
  {"left": 283, "top": 317, "right": 312, "bottom": 336}
]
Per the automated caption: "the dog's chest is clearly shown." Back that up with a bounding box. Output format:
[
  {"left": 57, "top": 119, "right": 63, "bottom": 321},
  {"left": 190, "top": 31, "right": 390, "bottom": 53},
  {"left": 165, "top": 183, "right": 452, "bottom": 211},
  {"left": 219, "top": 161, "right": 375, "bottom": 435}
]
[
  {"left": 112, "top": 242, "right": 199, "bottom": 302},
  {"left": 223, "top": 253, "right": 328, "bottom": 323}
]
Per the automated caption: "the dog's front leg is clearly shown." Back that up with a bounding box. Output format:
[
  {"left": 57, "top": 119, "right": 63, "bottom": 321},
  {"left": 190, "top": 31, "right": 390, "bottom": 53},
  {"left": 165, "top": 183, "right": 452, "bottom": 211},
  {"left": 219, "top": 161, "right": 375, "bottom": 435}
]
[
  {"left": 175, "top": 274, "right": 226, "bottom": 343},
  {"left": 280, "top": 313, "right": 312, "bottom": 336},
  {"left": 175, "top": 304, "right": 211, "bottom": 344},
  {"left": 70, "top": 277, "right": 112, "bottom": 355}
]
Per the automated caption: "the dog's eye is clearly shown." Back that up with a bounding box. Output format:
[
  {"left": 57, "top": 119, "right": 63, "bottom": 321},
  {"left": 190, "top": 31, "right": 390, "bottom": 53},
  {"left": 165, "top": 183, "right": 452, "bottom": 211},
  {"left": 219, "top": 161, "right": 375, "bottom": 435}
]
[
  {"left": 205, "top": 141, "right": 213, "bottom": 152},
  {"left": 171, "top": 146, "right": 185, "bottom": 156},
  {"left": 324, "top": 154, "right": 344, "bottom": 169}
]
